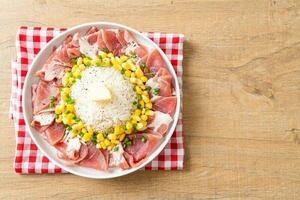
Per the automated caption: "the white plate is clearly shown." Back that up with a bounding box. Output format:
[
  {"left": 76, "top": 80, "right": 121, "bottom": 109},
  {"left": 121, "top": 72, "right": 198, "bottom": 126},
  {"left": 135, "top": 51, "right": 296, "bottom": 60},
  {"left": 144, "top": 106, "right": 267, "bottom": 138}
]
[{"left": 22, "top": 22, "right": 181, "bottom": 179}]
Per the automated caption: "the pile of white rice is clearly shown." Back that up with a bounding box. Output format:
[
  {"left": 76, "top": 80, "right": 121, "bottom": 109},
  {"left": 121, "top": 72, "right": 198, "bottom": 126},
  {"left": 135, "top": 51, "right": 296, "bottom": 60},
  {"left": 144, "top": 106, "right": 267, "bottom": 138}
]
[{"left": 70, "top": 66, "right": 136, "bottom": 132}]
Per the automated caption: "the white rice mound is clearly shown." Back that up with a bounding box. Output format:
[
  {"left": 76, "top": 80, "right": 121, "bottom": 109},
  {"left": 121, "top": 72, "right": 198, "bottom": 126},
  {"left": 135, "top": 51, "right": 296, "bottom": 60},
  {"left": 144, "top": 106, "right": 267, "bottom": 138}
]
[{"left": 71, "top": 66, "right": 136, "bottom": 132}]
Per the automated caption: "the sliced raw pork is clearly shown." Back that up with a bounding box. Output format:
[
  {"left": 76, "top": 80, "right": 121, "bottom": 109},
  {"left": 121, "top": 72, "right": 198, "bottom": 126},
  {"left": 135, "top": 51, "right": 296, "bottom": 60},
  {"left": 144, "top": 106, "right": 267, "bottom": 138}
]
[
  {"left": 124, "top": 133, "right": 161, "bottom": 167},
  {"left": 153, "top": 96, "right": 177, "bottom": 117},
  {"left": 32, "top": 81, "right": 59, "bottom": 114},
  {"left": 78, "top": 143, "right": 109, "bottom": 170}
]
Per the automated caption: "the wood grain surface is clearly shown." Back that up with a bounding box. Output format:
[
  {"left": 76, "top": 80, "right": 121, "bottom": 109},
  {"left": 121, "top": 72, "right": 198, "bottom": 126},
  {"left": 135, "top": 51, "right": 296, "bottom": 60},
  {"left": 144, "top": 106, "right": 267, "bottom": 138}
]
[{"left": 1, "top": 0, "right": 300, "bottom": 199}]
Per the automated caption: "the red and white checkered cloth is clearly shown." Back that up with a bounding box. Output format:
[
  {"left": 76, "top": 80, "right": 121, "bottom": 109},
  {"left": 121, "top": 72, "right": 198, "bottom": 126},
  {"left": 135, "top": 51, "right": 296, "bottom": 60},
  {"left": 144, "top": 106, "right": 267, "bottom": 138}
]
[{"left": 10, "top": 26, "right": 184, "bottom": 173}]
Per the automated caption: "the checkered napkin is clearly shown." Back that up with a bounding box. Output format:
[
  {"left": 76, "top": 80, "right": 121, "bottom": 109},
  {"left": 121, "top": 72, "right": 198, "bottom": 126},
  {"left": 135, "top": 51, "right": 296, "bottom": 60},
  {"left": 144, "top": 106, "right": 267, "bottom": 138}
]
[{"left": 10, "top": 26, "right": 184, "bottom": 173}]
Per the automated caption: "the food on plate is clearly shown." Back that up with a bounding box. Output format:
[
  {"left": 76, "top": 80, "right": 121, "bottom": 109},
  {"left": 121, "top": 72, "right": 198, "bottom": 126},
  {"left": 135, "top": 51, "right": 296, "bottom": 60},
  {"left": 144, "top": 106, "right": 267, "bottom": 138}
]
[{"left": 31, "top": 27, "right": 177, "bottom": 170}]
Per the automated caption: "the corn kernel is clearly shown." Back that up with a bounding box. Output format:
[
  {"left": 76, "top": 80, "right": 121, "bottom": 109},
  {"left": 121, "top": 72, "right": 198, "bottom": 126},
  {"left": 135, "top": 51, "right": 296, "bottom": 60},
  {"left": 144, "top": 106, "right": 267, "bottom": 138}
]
[
  {"left": 77, "top": 57, "right": 83, "bottom": 65},
  {"left": 83, "top": 132, "right": 93, "bottom": 141},
  {"left": 102, "top": 57, "right": 111, "bottom": 66},
  {"left": 142, "top": 95, "right": 150, "bottom": 103},
  {"left": 77, "top": 121, "right": 84, "bottom": 129},
  {"left": 96, "top": 143, "right": 101, "bottom": 148},
  {"left": 135, "top": 109, "right": 142, "bottom": 116},
  {"left": 136, "top": 79, "right": 143, "bottom": 86},
  {"left": 62, "top": 76, "right": 68, "bottom": 87},
  {"left": 104, "top": 139, "right": 111, "bottom": 146},
  {"left": 139, "top": 100, "right": 145, "bottom": 107},
  {"left": 100, "top": 141, "right": 105, "bottom": 148},
  {"left": 131, "top": 118, "right": 137, "bottom": 124},
  {"left": 83, "top": 57, "right": 91, "bottom": 66},
  {"left": 115, "top": 57, "right": 122, "bottom": 64},
  {"left": 107, "top": 53, "right": 114, "bottom": 58},
  {"left": 125, "top": 70, "right": 131, "bottom": 77},
  {"left": 70, "top": 129, "right": 78, "bottom": 137},
  {"left": 146, "top": 102, "right": 153, "bottom": 109},
  {"left": 119, "top": 133, "right": 126, "bottom": 141},
  {"left": 130, "top": 63, "right": 136, "bottom": 71},
  {"left": 98, "top": 51, "right": 107, "bottom": 59},
  {"left": 113, "top": 63, "right": 121, "bottom": 70},
  {"left": 125, "top": 129, "right": 132, "bottom": 134},
  {"left": 135, "top": 67, "right": 143, "bottom": 78},
  {"left": 126, "top": 121, "right": 133, "bottom": 130},
  {"left": 131, "top": 73, "right": 136, "bottom": 78},
  {"left": 130, "top": 77, "right": 137, "bottom": 84},
  {"left": 141, "top": 76, "right": 148, "bottom": 83},
  {"left": 97, "top": 132, "right": 104, "bottom": 141},
  {"left": 55, "top": 104, "right": 64, "bottom": 114},
  {"left": 114, "top": 126, "right": 121, "bottom": 135},
  {"left": 136, "top": 123, "right": 144, "bottom": 131},
  {"left": 68, "top": 77, "right": 75, "bottom": 85},
  {"left": 111, "top": 134, "right": 117, "bottom": 140},
  {"left": 120, "top": 55, "right": 128, "bottom": 62},
  {"left": 135, "top": 86, "right": 143, "bottom": 94},
  {"left": 71, "top": 65, "right": 78, "bottom": 73},
  {"left": 82, "top": 128, "right": 87, "bottom": 134},
  {"left": 66, "top": 104, "right": 74, "bottom": 112},
  {"left": 111, "top": 139, "right": 117, "bottom": 144},
  {"left": 72, "top": 124, "right": 80, "bottom": 131},
  {"left": 141, "top": 115, "right": 148, "bottom": 121},
  {"left": 87, "top": 126, "right": 93, "bottom": 134},
  {"left": 55, "top": 115, "right": 62, "bottom": 123}
]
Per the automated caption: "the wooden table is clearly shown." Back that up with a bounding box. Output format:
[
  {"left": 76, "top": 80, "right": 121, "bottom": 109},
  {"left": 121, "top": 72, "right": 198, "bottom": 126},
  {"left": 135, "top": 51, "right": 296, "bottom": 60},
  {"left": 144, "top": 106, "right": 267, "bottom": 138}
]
[{"left": 1, "top": 0, "right": 300, "bottom": 199}]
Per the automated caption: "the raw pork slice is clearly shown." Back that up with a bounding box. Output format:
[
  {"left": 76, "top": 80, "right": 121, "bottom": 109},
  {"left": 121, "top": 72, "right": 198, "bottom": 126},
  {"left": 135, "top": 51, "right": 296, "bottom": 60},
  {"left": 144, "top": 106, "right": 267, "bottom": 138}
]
[
  {"left": 153, "top": 96, "right": 177, "bottom": 117},
  {"left": 148, "top": 111, "right": 173, "bottom": 135},
  {"left": 78, "top": 143, "right": 109, "bottom": 170},
  {"left": 146, "top": 49, "right": 166, "bottom": 73},
  {"left": 32, "top": 81, "right": 59, "bottom": 114},
  {"left": 124, "top": 133, "right": 161, "bottom": 166},
  {"left": 44, "top": 123, "right": 65, "bottom": 145},
  {"left": 55, "top": 138, "right": 88, "bottom": 163},
  {"left": 109, "top": 143, "right": 130, "bottom": 170}
]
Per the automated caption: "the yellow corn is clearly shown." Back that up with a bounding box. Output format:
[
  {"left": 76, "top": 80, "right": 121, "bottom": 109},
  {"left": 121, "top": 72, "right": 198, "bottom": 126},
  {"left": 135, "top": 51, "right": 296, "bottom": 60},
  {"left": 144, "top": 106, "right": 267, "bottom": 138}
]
[
  {"left": 114, "top": 126, "right": 122, "bottom": 135},
  {"left": 83, "top": 57, "right": 91, "bottom": 66},
  {"left": 145, "top": 109, "right": 153, "bottom": 116},
  {"left": 131, "top": 118, "right": 137, "bottom": 124},
  {"left": 134, "top": 109, "right": 142, "bottom": 116},
  {"left": 136, "top": 123, "right": 144, "bottom": 131},
  {"left": 55, "top": 115, "right": 62, "bottom": 123},
  {"left": 135, "top": 86, "right": 143, "bottom": 94},
  {"left": 76, "top": 57, "right": 83, "bottom": 65},
  {"left": 55, "top": 104, "right": 64, "bottom": 114},
  {"left": 107, "top": 53, "right": 114, "bottom": 58},
  {"left": 77, "top": 121, "right": 84, "bottom": 129},
  {"left": 102, "top": 57, "right": 111, "bottom": 66},
  {"left": 66, "top": 104, "right": 74, "bottom": 112},
  {"left": 98, "top": 51, "right": 107, "bottom": 59},
  {"left": 126, "top": 121, "right": 133, "bottom": 130},
  {"left": 119, "top": 133, "right": 126, "bottom": 141},
  {"left": 97, "top": 132, "right": 104, "bottom": 141},
  {"left": 62, "top": 76, "right": 68, "bottom": 87},
  {"left": 141, "top": 76, "right": 148, "bottom": 83},
  {"left": 142, "top": 95, "right": 150, "bottom": 103},
  {"left": 120, "top": 55, "right": 128, "bottom": 62},
  {"left": 96, "top": 143, "right": 101, "bottom": 149},
  {"left": 130, "top": 63, "right": 136, "bottom": 71},
  {"left": 68, "top": 77, "right": 75, "bottom": 85},
  {"left": 70, "top": 129, "right": 78, "bottom": 138},
  {"left": 87, "top": 126, "right": 93, "bottom": 135},
  {"left": 146, "top": 102, "right": 153, "bottom": 109},
  {"left": 139, "top": 100, "right": 145, "bottom": 108},
  {"left": 130, "top": 77, "right": 137, "bottom": 84},
  {"left": 115, "top": 57, "right": 122, "bottom": 64},
  {"left": 141, "top": 115, "right": 148, "bottom": 121},
  {"left": 111, "top": 139, "right": 117, "bottom": 144},
  {"left": 104, "top": 139, "right": 111, "bottom": 146},
  {"left": 135, "top": 67, "right": 143, "bottom": 78},
  {"left": 83, "top": 132, "right": 93, "bottom": 141},
  {"left": 125, "top": 70, "right": 131, "bottom": 77},
  {"left": 82, "top": 128, "right": 87, "bottom": 134}
]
